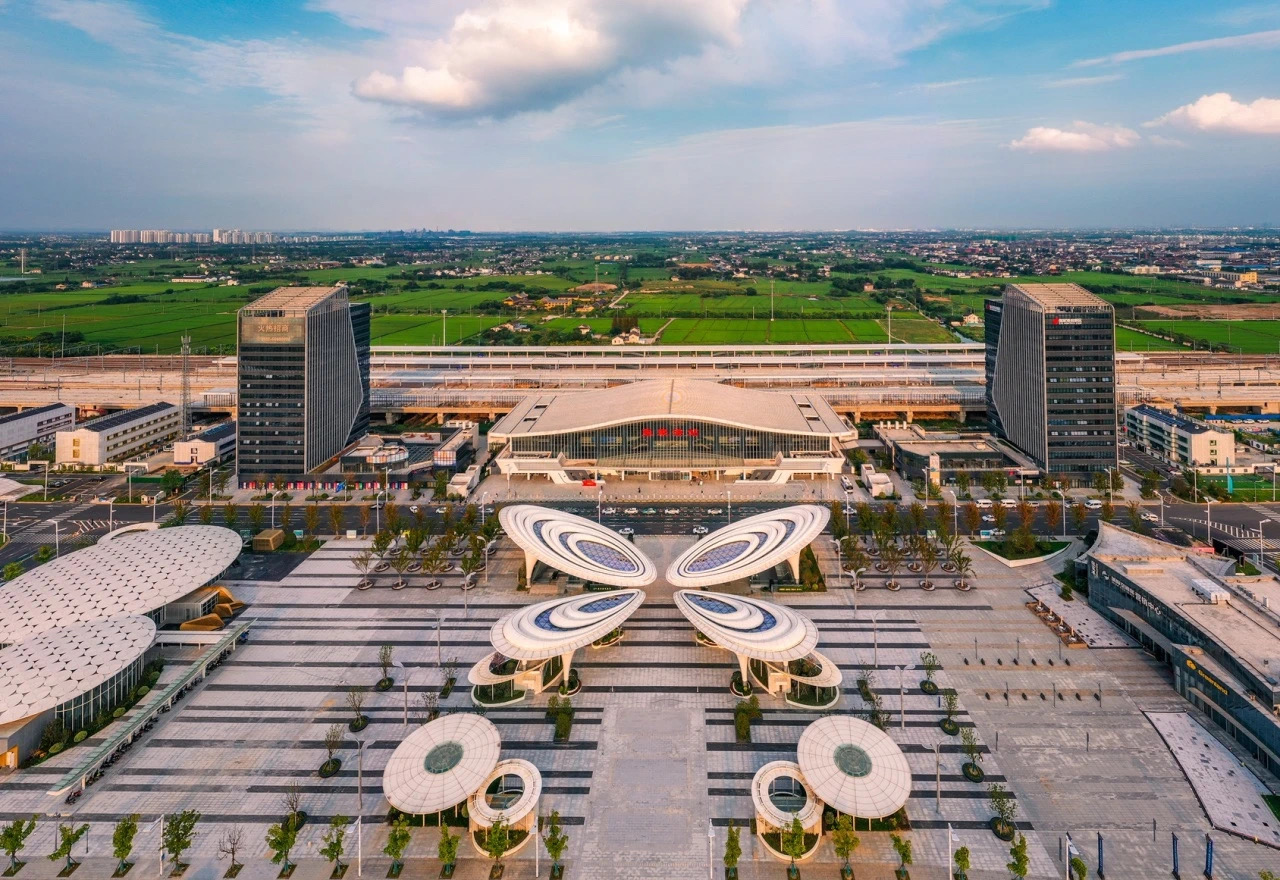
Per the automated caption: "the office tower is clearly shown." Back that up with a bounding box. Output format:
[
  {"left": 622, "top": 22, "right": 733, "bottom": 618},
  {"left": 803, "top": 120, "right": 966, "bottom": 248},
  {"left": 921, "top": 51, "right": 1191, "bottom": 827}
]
[
  {"left": 985, "top": 283, "right": 1117, "bottom": 482},
  {"left": 236, "top": 285, "right": 370, "bottom": 482}
]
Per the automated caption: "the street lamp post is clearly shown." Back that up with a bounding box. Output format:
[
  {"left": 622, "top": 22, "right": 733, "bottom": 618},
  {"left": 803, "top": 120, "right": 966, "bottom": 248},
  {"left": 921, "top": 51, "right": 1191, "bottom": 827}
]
[
  {"left": 107, "top": 499, "right": 114, "bottom": 533},
  {"left": 392, "top": 660, "right": 410, "bottom": 728},
  {"left": 853, "top": 567, "right": 865, "bottom": 616},
  {"left": 843, "top": 488, "right": 851, "bottom": 534},
  {"left": 50, "top": 519, "right": 60, "bottom": 557},
  {"left": 1259, "top": 519, "right": 1267, "bottom": 568},
  {"left": 727, "top": 489, "right": 732, "bottom": 524},
  {"left": 270, "top": 491, "right": 276, "bottom": 528},
  {"left": 1205, "top": 499, "right": 1215, "bottom": 545},
  {"left": 481, "top": 492, "right": 488, "bottom": 527},
  {"left": 898, "top": 665, "right": 905, "bottom": 731},
  {"left": 355, "top": 739, "right": 365, "bottom": 877},
  {"left": 597, "top": 489, "right": 603, "bottom": 523},
  {"left": 870, "top": 610, "right": 885, "bottom": 669}
]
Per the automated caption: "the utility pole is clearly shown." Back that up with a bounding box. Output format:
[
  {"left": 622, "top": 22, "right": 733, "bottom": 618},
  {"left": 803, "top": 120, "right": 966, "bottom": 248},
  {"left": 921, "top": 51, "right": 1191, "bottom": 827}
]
[
  {"left": 179, "top": 334, "right": 192, "bottom": 439},
  {"left": 770, "top": 280, "right": 775, "bottom": 322}
]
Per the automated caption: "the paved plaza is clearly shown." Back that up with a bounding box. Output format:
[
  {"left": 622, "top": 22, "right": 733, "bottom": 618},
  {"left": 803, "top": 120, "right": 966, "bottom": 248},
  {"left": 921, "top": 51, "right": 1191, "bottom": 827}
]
[{"left": 2, "top": 529, "right": 1279, "bottom": 879}]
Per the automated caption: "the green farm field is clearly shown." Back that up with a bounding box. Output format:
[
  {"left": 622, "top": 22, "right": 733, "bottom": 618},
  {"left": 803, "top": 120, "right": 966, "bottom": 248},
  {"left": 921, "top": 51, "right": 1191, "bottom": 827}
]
[{"left": 1137, "top": 320, "right": 1280, "bottom": 354}]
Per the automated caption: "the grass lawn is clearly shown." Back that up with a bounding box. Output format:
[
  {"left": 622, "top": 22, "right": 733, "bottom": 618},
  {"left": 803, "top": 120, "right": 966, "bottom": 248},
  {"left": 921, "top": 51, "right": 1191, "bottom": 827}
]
[{"left": 974, "top": 539, "right": 1071, "bottom": 561}]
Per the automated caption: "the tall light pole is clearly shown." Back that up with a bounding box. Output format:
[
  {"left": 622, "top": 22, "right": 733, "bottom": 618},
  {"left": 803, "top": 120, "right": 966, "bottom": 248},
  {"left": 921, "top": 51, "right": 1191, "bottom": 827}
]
[
  {"left": 1205, "top": 499, "right": 1215, "bottom": 545},
  {"left": 392, "top": 660, "right": 410, "bottom": 728},
  {"left": 2, "top": 500, "right": 7, "bottom": 544},
  {"left": 597, "top": 489, "right": 602, "bottom": 523},
  {"left": 843, "top": 488, "right": 852, "bottom": 534},
  {"left": 107, "top": 499, "right": 114, "bottom": 533},
  {"left": 870, "top": 610, "right": 885, "bottom": 669},
  {"left": 943, "top": 487, "right": 958, "bottom": 535},
  {"left": 727, "top": 489, "right": 732, "bottom": 524},
  {"left": 1259, "top": 519, "right": 1267, "bottom": 568},
  {"left": 355, "top": 739, "right": 365, "bottom": 877},
  {"left": 898, "top": 665, "right": 905, "bottom": 730},
  {"left": 853, "top": 567, "right": 865, "bottom": 616}
]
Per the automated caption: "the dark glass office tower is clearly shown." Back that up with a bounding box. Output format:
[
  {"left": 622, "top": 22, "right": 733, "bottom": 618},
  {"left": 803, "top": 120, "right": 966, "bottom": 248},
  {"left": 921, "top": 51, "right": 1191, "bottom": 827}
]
[
  {"left": 237, "top": 285, "right": 370, "bottom": 481},
  {"left": 984, "top": 283, "right": 1117, "bottom": 483}
]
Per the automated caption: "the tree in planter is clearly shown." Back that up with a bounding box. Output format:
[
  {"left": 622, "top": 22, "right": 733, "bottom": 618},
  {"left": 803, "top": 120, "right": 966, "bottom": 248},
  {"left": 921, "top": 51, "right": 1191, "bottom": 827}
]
[
  {"left": 347, "top": 687, "right": 368, "bottom": 731},
  {"left": 199, "top": 505, "right": 214, "bottom": 525},
  {"left": 418, "top": 691, "right": 440, "bottom": 724},
  {"left": 248, "top": 504, "right": 265, "bottom": 533},
  {"left": 265, "top": 821, "right": 299, "bottom": 874},
  {"left": 378, "top": 644, "right": 395, "bottom": 688},
  {"left": 1044, "top": 500, "right": 1064, "bottom": 535},
  {"left": 1126, "top": 500, "right": 1144, "bottom": 532},
  {"left": 170, "top": 499, "right": 189, "bottom": 526},
  {"left": 282, "top": 785, "right": 304, "bottom": 829},
  {"left": 385, "top": 503, "right": 402, "bottom": 535},
  {"left": 1069, "top": 855, "right": 1088, "bottom": 880},
  {"left": 733, "top": 695, "right": 762, "bottom": 744},
  {"left": 919, "top": 541, "right": 939, "bottom": 588},
  {"left": 222, "top": 502, "right": 238, "bottom": 530},
  {"left": 855, "top": 503, "right": 876, "bottom": 539},
  {"left": 1069, "top": 502, "right": 1087, "bottom": 534},
  {"left": 321, "top": 725, "right": 343, "bottom": 776},
  {"left": 371, "top": 530, "right": 394, "bottom": 564},
  {"left": 1, "top": 816, "right": 36, "bottom": 873},
  {"left": 421, "top": 544, "right": 448, "bottom": 581},
  {"left": 722, "top": 820, "right": 741, "bottom": 878},
  {"left": 437, "top": 824, "right": 460, "bottom": 873},
  {"left": 992, "top": 504, "right": 1008, "bottom": 532},
  {"left": 960, "top": 725, "right": 983, "bottom": 781},
  {"left": 987, "top": 783, "right": 1017, "bottom": 838},
  {"left": 952, "top": 551, "right": 974, "bottom": 589},
  {"left": 279, "top": 502, "right": 294, "bottom": 533},
  {"left": 907, "top": 502, "right": 927, "bottom": 536},
  {"left": 350, "top": 549, "right": 373, "bottom": 586},
  {"left": 954, "top": 845, "right": 971, "bottom": 879},
  {"left": 163, "top": 810, "right": 199, "bottom": 873},
  {"left": 441, "top": 657, "right": 459, "bottom": 696},
  {"left": 48, "top": 823, "right": 88, "bottom": 873},
  {"left": 389, "top": 546, "right": 414, "bottom": 588},
  {"left": 1100, "top": 501, "right": 1115, "bottom": 524},
  {"left": 320, "top": 816, "right": 348, "bottom": 876},
  {"left": 961, "top": 502, "right": 982, "bottom": 536},
  {"left": 382, "top": 818, "right": 411, "bottom": 875},
  {"left": 780, "top": 815, "right": 807, "bottom": 877},
  {"left": 304, "top": 505, "right": 320, "bottom": 540},
  {"left": 482, "top": 817, "right": 512, "bottom": 874},
  {"left": 358, "top": 506, "right": 371, "bottom": 537},
  {"left": 919, "top": 651, "right": 940, "bottom": 694},
  {"left": 881, "top": 542, "right": 904, "bottom": 589},
  {"left": 831, "top": 815, "right": 860, "bottom": 878},
  {"left": 890, "top": 833, "right": 913, "bottom": 879},
  {"left": 940, "top": 691, "right": 959, "bottom": 735},
  {"left": 1007, "top": 833, "right": 1029, "bottom": 880},
  {"left": 112, "top": 815, "right": 139, "bottom": 875},
  {"left": 2, "top": 561, "right": 23, "bottom": 581},
  {"left": 327, "top": 504, "right": 344, "bottom": 538},
  {"left": 216, "top": 826, "right": 244, "bottom": 877},
  {"left": 542, "top": 810, "right": 568, "bottom": 877}
]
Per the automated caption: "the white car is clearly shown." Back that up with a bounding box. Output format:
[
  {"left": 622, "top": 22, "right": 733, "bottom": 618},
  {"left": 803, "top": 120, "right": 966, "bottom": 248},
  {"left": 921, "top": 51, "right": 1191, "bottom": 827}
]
[
  {"left": 981, "top": 514, "right": 995, "bottom": 523},
  {"left": 602, "top": 507, "right": 617, "bottom": 515},
  {"left": 664, "top": 508, "right": 681, "bottom": 515},
  {"left": 618, "top": 527, "right": 635, "bottom": 536},
  {"left": 624, "top": 507, "right": 639, "bottom": 515},
  {"left": 1140, "top": 512, "right": 1158, "bottom": 522},
  {"left": 692, "top": 525, "right": 709, "bottom": 535},
  {"left": 707, "top": 508, "right": 723, "bottom": 514},
  {"left": 990, "top": 528, "right": 1006, "bottom": 537},
  {"left": 435, "top": 507, "right": 448, "bottom": 514}
]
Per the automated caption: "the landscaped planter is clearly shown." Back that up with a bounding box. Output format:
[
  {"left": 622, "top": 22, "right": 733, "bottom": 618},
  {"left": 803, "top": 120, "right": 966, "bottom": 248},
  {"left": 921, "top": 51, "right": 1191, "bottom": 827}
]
[
  {"left": 886, "top": 581, "right": 900, "bottom": 592},
  {"left": 319, "top": 758, "right": 342, "bottom": 778},
  {"left": 939, "top": 718, "right": 959, "bottom": 736},
  {"left": 330, "top": 865, "right": 348, "bottom": 879},
  {"left": 989, "top": 817, "right": 1015, "bottom": 841},
  {"left": 349, "top": 715, "right": 369, "bottom": 733},
  {"left": 224, "top": 865, "right": 243, "bottom": 879},
  {"left": 438, "top": 864, "right": 455, "bottom": 879},
  {"left": 4, "top": 861, "right": 26, "bottom": 878},
  {"left": 920, "top": 580, "right": 935, "bottom": 591},
  {"left": 920, "top": 679, "right": 939, "bottom": 696},
  {"left": 962, "top": 762, "right": 985, "bottom": 783},
  {"left": 376, "top": 677, "right": 394, "bottom": 692}
]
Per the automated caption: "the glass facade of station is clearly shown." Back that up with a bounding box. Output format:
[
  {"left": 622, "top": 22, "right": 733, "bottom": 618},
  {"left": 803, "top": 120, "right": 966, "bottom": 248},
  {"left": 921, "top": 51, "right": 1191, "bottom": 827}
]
[
  {"left": 54, "top": 655, "right": 145, "bottom": 730},
  {"left": 508, "top": 419, "right": 831, "bottom": 468}
]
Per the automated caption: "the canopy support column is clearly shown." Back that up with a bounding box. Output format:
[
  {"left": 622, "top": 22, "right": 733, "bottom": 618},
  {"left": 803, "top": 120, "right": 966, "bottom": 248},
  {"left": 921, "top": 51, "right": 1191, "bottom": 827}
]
[
  {"left": 786, "top": 552, "right": 801, "bottom": 583},
  {"left": 562, "top": 650, "right": 575, "bottom": 687}
]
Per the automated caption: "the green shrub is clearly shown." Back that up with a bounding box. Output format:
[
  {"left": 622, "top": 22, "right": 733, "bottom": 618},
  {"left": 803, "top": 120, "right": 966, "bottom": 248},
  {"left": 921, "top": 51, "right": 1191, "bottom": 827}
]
[
  {"left": 554, "top": 712, "right": 572, "bottom": 741},
  {"left": 72, "top": 730, "right": 87, "bottom": 743},
  {"left": 112, "top": 706, "right": 126, "bottom": 719},
  {"left": 48, "top": 741, "right": 64, "bottom": 755},
  {"left": 137, "top": 685, "right": 149, "bottom": 697}
]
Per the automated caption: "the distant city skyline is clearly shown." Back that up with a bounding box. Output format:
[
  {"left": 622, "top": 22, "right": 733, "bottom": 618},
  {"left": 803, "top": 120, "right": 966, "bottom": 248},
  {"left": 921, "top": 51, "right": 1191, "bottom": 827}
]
[{"left": 1, "top": 0, "right": 1278, "bottom": 230}]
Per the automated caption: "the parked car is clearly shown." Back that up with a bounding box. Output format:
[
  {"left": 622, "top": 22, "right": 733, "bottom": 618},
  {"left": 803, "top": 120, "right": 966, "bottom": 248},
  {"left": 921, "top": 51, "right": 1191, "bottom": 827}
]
[
  {"left": 618, "top": 527, "right": 635, "bottom": 536},
  {"left": 1141, "top": 512, "right": 1158, "bottom": 522},
  {"left": 641, "top": 507, "right": 657, "bottom": 515},
  {"left": 999, "top": 498, "right": 1017, "bottom": 509},
  {"left": 1084, "top": 499, "right": 1103, "bottom": 510},
  {"left": 624, "top": 507, "right": 639, "bottom": 515},
  {"left": 975, "top": 498, "right": 994, "bottom": 509},
  {"left": 707, "top": 508, "right": 723, "bottom": 514},
  {"left": 692, "top": 525, "right": 709, "bottom": 534},
  {"left": 981, "top": 514, "right": 995, "bottom": 523},
  {"left": 602, "top": 507, "right": 617, "bottom": 515},
  {"left": 664, "top": 508, "right": 681, "bottom": 515}
]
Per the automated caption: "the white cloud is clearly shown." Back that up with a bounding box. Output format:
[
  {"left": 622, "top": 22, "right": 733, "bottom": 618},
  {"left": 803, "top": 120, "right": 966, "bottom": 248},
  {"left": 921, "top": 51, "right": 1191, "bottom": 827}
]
[
  {"left": 1043, "top": 74, "right": 1123, "bottom": 88},
  {"left": 353, "top": 0, "right": 748, "bottom": 117},
  {"left": 916, "top": 77, "right": 990, "bottom": 91},
  {"left": 1150, "top": 92, "right": 1280, "bottom": 135},
  {"left": 1009, "top": 121, "right": 1139, "bottom": 152},
  {"left": 1075, "top": 28, "right": 1280, "bottom": 66}
]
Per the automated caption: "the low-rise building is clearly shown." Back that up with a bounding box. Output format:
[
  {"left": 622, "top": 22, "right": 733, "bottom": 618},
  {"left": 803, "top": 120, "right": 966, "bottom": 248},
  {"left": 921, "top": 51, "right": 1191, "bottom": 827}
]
[
  {"left": 55, "top": 402, "right": 181, "bottom": 466},
  {"left": 873, "top": 422, "right": 1040, "bottom": 486},
  {"left": 859, "top": 463, "right": 894, "bottom": 498},
  {"left": 174, "top": 421, "right": 237, "bottom": 467},
  {"left": 1125, "top": 405, "right": 1235, "bottom": 470},
  {"left": 0, "top": 404, "right": 75, "bottom": 460},
  {"left": 1085, "top": 523, "right": 1280, "bottom": 776}
]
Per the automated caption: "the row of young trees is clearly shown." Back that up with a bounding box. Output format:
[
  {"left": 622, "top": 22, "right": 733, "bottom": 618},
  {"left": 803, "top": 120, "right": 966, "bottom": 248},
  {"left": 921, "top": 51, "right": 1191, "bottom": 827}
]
[
  {"left": 2, "top": 811, "right": 199, "bottom": 877},
  {"left": 831, "top": 500, "right": 974, "bottom": 589}
]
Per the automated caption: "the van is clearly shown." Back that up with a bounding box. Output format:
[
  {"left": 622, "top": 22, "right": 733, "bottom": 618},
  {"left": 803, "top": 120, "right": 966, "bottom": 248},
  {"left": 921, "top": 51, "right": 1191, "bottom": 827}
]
[
  {"left": 999, "top": 498, "right": 1017, "bottom": 509},
  {"left": 975, "top": 498, "right": 993, "bottom": 509},
  {"left": 1084, "top": 499, "right": 1103, "bottom": 510}
]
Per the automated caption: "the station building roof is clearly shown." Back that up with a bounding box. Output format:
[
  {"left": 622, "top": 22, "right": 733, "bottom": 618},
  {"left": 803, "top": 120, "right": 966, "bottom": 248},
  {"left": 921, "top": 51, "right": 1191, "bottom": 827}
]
[
  {"left": 383, "top": 714, "right": 502, "bottom": 815},
  {"left": 797, "top": 715, "right": 911, "bottom": 819},
  {"left": 491, "top": 378, "right": 853, "bottom": 438},
  {"left": 0, "top": 614, "right": 155, "bottom": 724},
  {"left": 0, "top": 525, "right": 242, "bottom": 646}
]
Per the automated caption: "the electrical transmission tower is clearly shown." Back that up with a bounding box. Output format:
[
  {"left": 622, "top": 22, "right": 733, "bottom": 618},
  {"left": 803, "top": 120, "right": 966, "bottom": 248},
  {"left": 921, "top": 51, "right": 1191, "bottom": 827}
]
[{"left": 180, "top": 334, "right": 192, "bottom": 438}]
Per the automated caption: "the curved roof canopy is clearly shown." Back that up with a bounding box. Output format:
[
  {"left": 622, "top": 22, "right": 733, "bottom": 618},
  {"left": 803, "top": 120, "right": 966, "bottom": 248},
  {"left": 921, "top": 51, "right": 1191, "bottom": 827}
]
[
  {"left": 0, "top": 614, "right": 155, "bottom": 724},
  {"left": 469, "top": 759, "right": 543, "bottom": 828},
  {"left": 673, "top": 591, "right": 818, "bottom": 662},
  {"left": 492, "top": 378, "right": 853, "bottom": 438},
  {"left": 490, "top": 589, "right": 646, "bottom": 661},
  {"left": 0, "top": 526, "right": 242, "bottom": 646},
  {"left": 796, "top": 715, "right": 911, "bottom": 819},
  {"left": 499, "top": 506, "right": 656, "bottom": 587},
  {"left": 666, "top": 505, "right": 830, "bottom": 588},
  {"left": 383, "top": 714, "right": 502, "bottom": 815}
]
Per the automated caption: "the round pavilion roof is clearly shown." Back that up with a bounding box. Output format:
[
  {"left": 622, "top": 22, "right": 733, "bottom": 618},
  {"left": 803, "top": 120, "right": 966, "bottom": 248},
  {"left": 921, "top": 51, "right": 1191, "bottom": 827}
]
[
  {"left": 499, "top": 505, "right": 656, "bottom": 587},
  {"left": 491, "top": 589, "right": 646, "bottom": 661},
  {"left": 469, "top": 759, "right": 543, "bottom": 828},
  {"left": 0, "top": 614, "right": 155, "bottom": 724},
  {"left": 673, "top": 590, "right": 818, "bottom": 662},
  {"left": 751, "top": 761, "right": 824, "bottom": 830},
  {"left": 0, "top": 525, "right": 242, "bottom": 646},
  {"left": 666, "top": 505, "right": 830, "bottom": 588},
  {"left": 383, "top": 714, "right": 502, "bottom": 815},
  {"left": 796, "top": 715, "right": 911, "bottom": 819}
]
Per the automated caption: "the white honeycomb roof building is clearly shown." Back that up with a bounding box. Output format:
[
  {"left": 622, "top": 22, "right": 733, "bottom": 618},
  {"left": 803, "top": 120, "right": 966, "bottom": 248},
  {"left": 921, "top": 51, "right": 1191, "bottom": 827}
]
[
  {"left": 490, "top": 589, "right": 646, "bottom": 661},
  {"left": 673, "top": 591, "right": 819, "bottom": 662},
  {"left": 499, "top": 505, "right": 656, "bottom": 587},
  {"left": 0, "top": 614, "right": 155, "bottom": 724},
  {"left": 383, "top": 714, "right": 503, "bottom": 815},
  {"left": 0, "top": 526, "right": 242, "bottom": 646}
]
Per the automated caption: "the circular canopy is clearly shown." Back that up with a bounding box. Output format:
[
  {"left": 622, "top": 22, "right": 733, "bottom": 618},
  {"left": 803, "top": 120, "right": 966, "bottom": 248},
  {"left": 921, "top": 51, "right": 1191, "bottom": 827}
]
[
  {"left": 491, "top": 589, "right": 646, "bottom": 661},
  {"left": 673, "top": 590, "right": 818, "bottom": 662},
  {"left": 0, "top": 525, "right": 242, "bottom": 645},
  {"left": 499, "top": 505, "right": 656, "bottom": 587},
  {"left": 796, "top": 715, "right": 911, "bottom": 819},
  {"left": 383, "top": 714, "right": 502, "bottom": 815},
  {"left": 751, "top": 761, "right": 824, "bottom": 830},
  {"left": 666, "top": 505, "right": 830, "bottom": 588},
  {"left": 469, "top": 759, "right": 543, "bottom": 828},
  {"left": 0, "top": 614, "right": 155, "bottom": 724}
]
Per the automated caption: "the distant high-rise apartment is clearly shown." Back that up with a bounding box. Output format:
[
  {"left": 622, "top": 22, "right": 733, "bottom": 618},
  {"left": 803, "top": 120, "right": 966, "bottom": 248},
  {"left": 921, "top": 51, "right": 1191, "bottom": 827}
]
[
  {"left": 236, "top": 285, "right": 370, "bottom": 482},
  {"left": 984, "top": 283, "right": 1117, "bottom": 482}
]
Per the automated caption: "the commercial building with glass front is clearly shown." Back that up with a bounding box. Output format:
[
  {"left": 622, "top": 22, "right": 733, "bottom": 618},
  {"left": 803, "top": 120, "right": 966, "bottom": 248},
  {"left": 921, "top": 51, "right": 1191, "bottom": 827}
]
[{"left": 489, "top": 378, "right": 856, "bottom": 480}]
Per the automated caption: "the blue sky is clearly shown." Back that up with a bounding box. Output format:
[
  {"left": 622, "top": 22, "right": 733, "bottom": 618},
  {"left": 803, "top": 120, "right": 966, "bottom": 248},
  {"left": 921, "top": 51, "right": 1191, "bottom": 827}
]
[{"left": 1, "top": 0, "right": 1278, "bottom": 230}]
